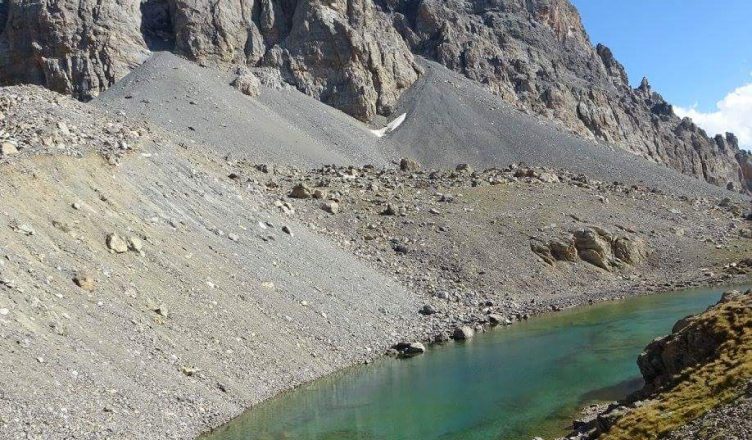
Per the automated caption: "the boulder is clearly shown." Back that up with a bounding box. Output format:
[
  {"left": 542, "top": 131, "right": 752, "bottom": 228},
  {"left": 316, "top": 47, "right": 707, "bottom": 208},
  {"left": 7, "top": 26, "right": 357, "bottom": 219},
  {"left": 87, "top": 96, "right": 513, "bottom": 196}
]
[
  {"left": 73, "top": 272, "right": 96, "bottom": 292},
  {"left": 455, "top": 163, "right": 474, "bottom": 174},
  {"left": 530, "top": 240, "right": 555, "bottom": 265},
  {"left": 612, "top": 236, "right": 648, "bottom": 265},
  {"left": 549, "top": 238, "right": 578, "bottom": 262},
  {"left": 573, "top": 228, "right": 612, "bottom": 271},
  {"left": 321, "top": 200, "right": 340, "bottom": 214},
  {"left": 231, "top": 72, "right": 261, "bottom": 98},
  {"left": 127, "top": 236, "right": 144, "bottom": 253},
  {"left": 106, "top": 233, "right": 129, "bottom": 254},
  {"left": 392, "top": 341, "right": 426, "bottom": 358},
  {"left": 537, "top": 172, "right": 560, "bottom": 183},
  {"left": 419, "top": 304, "right": 437, "bottom": 315},
  {"left": 1, "top": 142, "right": 19, "bottom": 156},
  {"left": 289, "top": 183, "right": 312, "bottom": 199},
  {"left": 453, "top": 326, "right": 475, "bottom": 340},
  {"left": 400, "top": 158, "right": 420, "bottom": 172},
  {"left": 488, "top": 314, "right": 510, "bottom": 326}
]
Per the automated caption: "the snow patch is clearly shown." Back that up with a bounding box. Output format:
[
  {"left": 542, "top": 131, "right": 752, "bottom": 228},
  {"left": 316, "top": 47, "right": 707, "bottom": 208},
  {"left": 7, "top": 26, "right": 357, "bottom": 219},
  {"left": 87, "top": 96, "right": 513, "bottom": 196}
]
[{"left": 371, "top": 113, "right": 407, "bottom": 138}]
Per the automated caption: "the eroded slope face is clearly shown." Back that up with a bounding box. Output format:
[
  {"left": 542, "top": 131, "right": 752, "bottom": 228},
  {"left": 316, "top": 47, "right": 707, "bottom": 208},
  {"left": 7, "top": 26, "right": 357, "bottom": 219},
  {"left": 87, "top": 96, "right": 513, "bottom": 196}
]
[{"left": 0, "top": 86, "right": 420, "bottom": 438}]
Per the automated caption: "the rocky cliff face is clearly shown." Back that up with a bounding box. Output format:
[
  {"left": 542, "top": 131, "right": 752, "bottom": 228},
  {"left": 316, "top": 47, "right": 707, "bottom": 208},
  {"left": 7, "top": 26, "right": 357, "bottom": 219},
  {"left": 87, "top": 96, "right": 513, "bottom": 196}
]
[
  {"left": 0, "top": 0, "right": 420, "bottom": 120},
  {"left": 378, "top": 0, "right": 747, "bottom": 190},
  {"left": 0, "top": 0, "right": 747, "bottom": 189}
]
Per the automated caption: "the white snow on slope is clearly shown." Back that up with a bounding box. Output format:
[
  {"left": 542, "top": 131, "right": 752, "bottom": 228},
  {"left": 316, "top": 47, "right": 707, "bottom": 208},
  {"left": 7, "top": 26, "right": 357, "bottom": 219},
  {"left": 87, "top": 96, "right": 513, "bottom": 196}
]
[{"left": 371, "top": 113, "right": 407, "bottom": 138}]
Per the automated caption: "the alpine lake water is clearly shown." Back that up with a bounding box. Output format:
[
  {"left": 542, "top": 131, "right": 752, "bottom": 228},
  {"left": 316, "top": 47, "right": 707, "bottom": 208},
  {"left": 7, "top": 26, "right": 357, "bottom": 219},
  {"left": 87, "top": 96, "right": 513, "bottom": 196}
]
[{"left": 203, "top": 285, "right": 746, "bottom": 440}]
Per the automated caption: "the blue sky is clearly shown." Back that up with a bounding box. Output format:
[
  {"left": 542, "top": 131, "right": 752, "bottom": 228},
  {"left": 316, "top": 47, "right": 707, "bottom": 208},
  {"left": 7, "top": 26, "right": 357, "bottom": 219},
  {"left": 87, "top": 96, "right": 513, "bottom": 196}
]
[{"left": 572, "top": 0, "right": 752, "bottom": 146}]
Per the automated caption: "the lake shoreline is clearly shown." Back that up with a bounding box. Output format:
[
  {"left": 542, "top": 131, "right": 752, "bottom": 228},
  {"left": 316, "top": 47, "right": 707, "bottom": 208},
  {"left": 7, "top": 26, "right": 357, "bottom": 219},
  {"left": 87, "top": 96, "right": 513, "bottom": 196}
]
[{"left": 199, "top": 274, "right": 752, "bottom": 439}]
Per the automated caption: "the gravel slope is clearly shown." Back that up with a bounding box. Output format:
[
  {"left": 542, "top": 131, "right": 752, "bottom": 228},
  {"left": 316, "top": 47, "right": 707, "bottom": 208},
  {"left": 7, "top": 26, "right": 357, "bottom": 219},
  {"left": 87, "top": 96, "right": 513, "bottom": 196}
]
[
  {"left": 95, "top": 54, "right": 741, "bottom": 202},
  {"left": 0, "top": 86, "right": 421, "bottom": 439},
  {"left": 383, "top": 59, "right": 740, "bottom": 199},
  {"left": 94, "top": 53, "right": 387, "bottom": 167}
]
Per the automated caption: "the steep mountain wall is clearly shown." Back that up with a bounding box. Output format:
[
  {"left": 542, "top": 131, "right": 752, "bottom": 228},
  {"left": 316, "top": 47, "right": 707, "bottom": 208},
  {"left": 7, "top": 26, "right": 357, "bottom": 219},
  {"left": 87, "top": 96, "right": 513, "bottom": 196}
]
[
  {"left": 0, "top": 0, "right": 420, "bottom": 120},
  {"left": 0, "top": 0, "right": 748, "bottom": 190},
  {"left": 378, "top": 0, "right": 748, "bottom": 190}
]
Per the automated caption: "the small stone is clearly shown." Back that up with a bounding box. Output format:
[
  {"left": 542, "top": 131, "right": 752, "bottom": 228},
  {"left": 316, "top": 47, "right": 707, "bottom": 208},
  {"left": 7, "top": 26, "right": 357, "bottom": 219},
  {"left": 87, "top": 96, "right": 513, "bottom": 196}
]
[
  {"left": 419, "top": 304, "right": 437, "bottom": 315},
  {"left": 106, "top": 233, "right": 128, "bottom": 253},
  {"left": 322, "top": 200, "right": 339, "bottom": 214},
  {"left": 0, "top": 308, "right": 8, "bottom": 316},
  {"left": 282, "top": 225, "right": 293, "bottom": 236},
  {"left": 180, "top": 366, "right": 198, "bottom": 377},
  {"left": 127, "top": 236, "right": 144, "bottom": 252},
  {"left": 0, "top": 142, "right": 18, "bottom": 156},
  {"left": 228, "top": 233, "right": 240, "bottom": 242},
  {"left": 153, "top": 304, "right": 168, "bottom": 317},
  {"left": 16, "top": 224, "right": 35, "bottom": 236},
  {"left": 73, "top": 272, "right": 96, "bottom": 292}
]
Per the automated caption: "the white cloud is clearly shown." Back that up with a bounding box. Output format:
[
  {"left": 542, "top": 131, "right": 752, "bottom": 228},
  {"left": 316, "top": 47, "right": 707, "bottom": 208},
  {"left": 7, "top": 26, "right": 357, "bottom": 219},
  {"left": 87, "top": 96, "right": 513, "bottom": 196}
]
[{"left": 674, "top": 82, "right": 752, "bottom": 149}]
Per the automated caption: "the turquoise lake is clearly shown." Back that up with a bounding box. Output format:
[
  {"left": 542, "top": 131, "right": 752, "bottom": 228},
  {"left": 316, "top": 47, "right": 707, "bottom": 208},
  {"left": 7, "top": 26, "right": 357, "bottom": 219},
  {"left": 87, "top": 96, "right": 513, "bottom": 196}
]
[{"left": 204, "top": 286, "right": 740, "bottom": 440}]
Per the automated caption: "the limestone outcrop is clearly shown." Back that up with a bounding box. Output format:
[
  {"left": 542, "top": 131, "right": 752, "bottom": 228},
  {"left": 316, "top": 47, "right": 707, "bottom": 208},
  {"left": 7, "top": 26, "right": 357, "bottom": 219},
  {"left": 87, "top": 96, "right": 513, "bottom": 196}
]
[{"left": 531, "top": 227, "right": 648, "bottom": 271}]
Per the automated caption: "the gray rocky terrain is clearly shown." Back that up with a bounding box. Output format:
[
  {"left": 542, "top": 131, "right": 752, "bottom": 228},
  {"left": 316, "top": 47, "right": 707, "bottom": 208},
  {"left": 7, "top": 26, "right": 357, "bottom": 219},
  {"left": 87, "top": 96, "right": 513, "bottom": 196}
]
[
  {"left": 1, "top": 85, "right": 423, "bottom": 439},
  {"left": 1, "top": 82, "right": 752, "bottom": 439},
  {"left": 1, "top": 0, "right": 749, "bottom": 190},
  {"left": 2, "top": 1, "right": 751, "bottom": 438}
]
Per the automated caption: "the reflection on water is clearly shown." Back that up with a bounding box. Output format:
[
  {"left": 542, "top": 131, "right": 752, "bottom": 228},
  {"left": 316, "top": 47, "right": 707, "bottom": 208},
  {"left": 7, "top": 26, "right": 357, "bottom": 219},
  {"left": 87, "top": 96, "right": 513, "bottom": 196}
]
[{"left": 204, "top": 286, "right": 742, "bottom": 440}]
